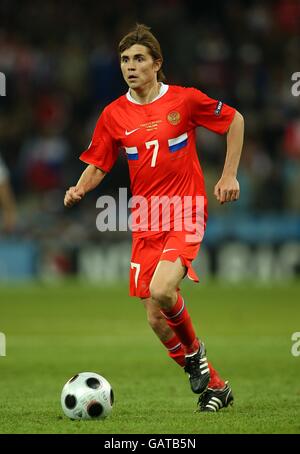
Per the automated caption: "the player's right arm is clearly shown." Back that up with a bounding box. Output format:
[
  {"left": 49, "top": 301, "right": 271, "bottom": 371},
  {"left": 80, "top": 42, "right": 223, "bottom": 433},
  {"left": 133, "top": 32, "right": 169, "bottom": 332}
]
[
  {"left": 65, "top": 106, "right": 118, "bottom": 208},
  {"left": 64, "top": 165, "right": 106, "bottom": 207}
]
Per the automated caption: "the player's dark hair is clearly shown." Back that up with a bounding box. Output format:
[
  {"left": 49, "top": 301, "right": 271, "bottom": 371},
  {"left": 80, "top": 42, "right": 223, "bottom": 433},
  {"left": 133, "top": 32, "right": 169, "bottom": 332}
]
[{"left": 118, "top": 24, "right": 166, "bottom": 82}]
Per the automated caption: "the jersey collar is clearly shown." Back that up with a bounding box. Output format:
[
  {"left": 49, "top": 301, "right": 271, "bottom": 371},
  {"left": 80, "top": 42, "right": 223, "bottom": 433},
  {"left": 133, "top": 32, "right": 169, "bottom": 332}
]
[{"left": 126, "top": 83, "right": 169, "bottom": 105}]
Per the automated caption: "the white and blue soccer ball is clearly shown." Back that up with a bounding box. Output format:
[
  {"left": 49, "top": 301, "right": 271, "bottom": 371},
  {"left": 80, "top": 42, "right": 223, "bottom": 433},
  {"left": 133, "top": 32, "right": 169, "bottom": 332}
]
[{"left": 61, "top": 372, "right": 114, "bottom": 420}]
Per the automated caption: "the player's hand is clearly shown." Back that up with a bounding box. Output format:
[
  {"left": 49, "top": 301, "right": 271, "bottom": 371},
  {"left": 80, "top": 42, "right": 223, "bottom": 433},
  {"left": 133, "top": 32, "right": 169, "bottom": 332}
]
[
  {"left": 214, "top": 176, "right": 240, "bottom": 204},
  {"left": 64, "top": 186, "right": 85, "bottom": 207}
]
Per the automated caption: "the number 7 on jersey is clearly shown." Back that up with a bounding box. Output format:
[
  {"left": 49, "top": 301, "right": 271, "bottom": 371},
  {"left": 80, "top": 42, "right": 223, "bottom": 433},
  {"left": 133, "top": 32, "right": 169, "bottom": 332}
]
[{"left": 146, "top": 140, "right": 159, "bottom": 167}]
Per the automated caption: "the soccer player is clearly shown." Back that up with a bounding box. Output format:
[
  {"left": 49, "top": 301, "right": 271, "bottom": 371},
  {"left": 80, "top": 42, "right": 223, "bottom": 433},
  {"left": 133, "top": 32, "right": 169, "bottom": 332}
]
[{"left": 64, "top": 24, "right": 244, "bottom": 412}]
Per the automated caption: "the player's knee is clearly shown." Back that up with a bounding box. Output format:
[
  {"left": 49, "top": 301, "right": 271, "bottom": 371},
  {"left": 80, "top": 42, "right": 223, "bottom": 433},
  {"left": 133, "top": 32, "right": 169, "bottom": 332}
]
[{"left": 149, "top": 282, "right": 174, "bottom": 306}]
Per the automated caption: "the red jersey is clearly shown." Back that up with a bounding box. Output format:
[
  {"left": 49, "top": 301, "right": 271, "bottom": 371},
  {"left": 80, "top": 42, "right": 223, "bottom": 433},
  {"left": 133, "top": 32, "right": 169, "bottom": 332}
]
[{"left": 80, "top": 85, "right": 235, "bottom": 237}]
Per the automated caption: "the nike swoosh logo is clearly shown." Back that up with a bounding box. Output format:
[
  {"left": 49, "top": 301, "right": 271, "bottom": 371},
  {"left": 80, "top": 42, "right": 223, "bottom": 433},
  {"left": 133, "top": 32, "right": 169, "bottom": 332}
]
[
  {"left": 125, "top": 128, "right": 140, "bottom": 136},
  {"left": 162, "top": 248, "right": 177, "bottom": 253}
]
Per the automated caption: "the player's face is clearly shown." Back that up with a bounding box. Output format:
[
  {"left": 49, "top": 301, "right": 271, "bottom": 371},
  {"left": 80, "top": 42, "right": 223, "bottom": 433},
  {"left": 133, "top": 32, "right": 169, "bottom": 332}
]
[{"left": 120, "top": 44, "right": 161, "bottom": 90}]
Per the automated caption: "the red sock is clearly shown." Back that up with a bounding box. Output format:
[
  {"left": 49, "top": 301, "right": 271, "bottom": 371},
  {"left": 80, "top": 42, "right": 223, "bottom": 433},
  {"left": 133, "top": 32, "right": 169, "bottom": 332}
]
[
  {"left": 160, "top": 293, "right": 199, "bottom": 354},
  {"left": 163, "top": 335, "right": 185, "bottom": 367},
  {"left": 208, "top": 362, "right": 225, "bottom": 389}
]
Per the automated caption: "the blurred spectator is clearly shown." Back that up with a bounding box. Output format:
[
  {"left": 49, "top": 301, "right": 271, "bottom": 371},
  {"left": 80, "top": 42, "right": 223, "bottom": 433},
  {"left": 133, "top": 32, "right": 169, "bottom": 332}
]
[
  {"left": 0, "top": 153, "right": 17, "bottom": 234},
  {"left": 18, "top": 127, "right": 70, "bottom": 193}
]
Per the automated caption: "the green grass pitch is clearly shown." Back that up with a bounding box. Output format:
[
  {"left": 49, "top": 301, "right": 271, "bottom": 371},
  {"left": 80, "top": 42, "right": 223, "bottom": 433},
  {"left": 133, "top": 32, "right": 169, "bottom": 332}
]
[{"left": 0, "top": 280, "right": 300, "bottom": 434}]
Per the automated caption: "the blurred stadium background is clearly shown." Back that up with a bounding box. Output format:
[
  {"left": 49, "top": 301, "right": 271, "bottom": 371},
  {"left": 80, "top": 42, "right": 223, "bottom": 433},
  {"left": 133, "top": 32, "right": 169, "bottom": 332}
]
[
  {"left": 1, "top": 0, "right": 300, "bottom": 283},
  {"left": 0, "top": 0, "right": 300, "bottom": 283}
]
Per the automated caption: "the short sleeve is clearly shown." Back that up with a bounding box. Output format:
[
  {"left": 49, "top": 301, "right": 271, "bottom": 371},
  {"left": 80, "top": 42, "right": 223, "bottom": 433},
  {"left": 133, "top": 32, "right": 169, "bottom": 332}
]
[
  {"left": 186, "top": 87, "right": 236, "bottom": 134},
  {"left": 80, "top": 107, "right": 118, "bottom": 173}
]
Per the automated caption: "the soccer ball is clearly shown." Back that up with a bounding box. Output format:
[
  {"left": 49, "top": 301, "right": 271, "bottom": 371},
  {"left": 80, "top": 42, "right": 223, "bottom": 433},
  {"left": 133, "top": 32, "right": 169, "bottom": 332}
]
[{"left": 61, "top": 372, "right": 114, "bottom": 420}]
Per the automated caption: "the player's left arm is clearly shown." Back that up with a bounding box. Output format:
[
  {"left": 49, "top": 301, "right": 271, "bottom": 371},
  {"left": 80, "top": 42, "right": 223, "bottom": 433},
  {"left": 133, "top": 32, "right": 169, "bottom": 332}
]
[{"left": 214, "top": 110, "right": 244, "bottom": 204}]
